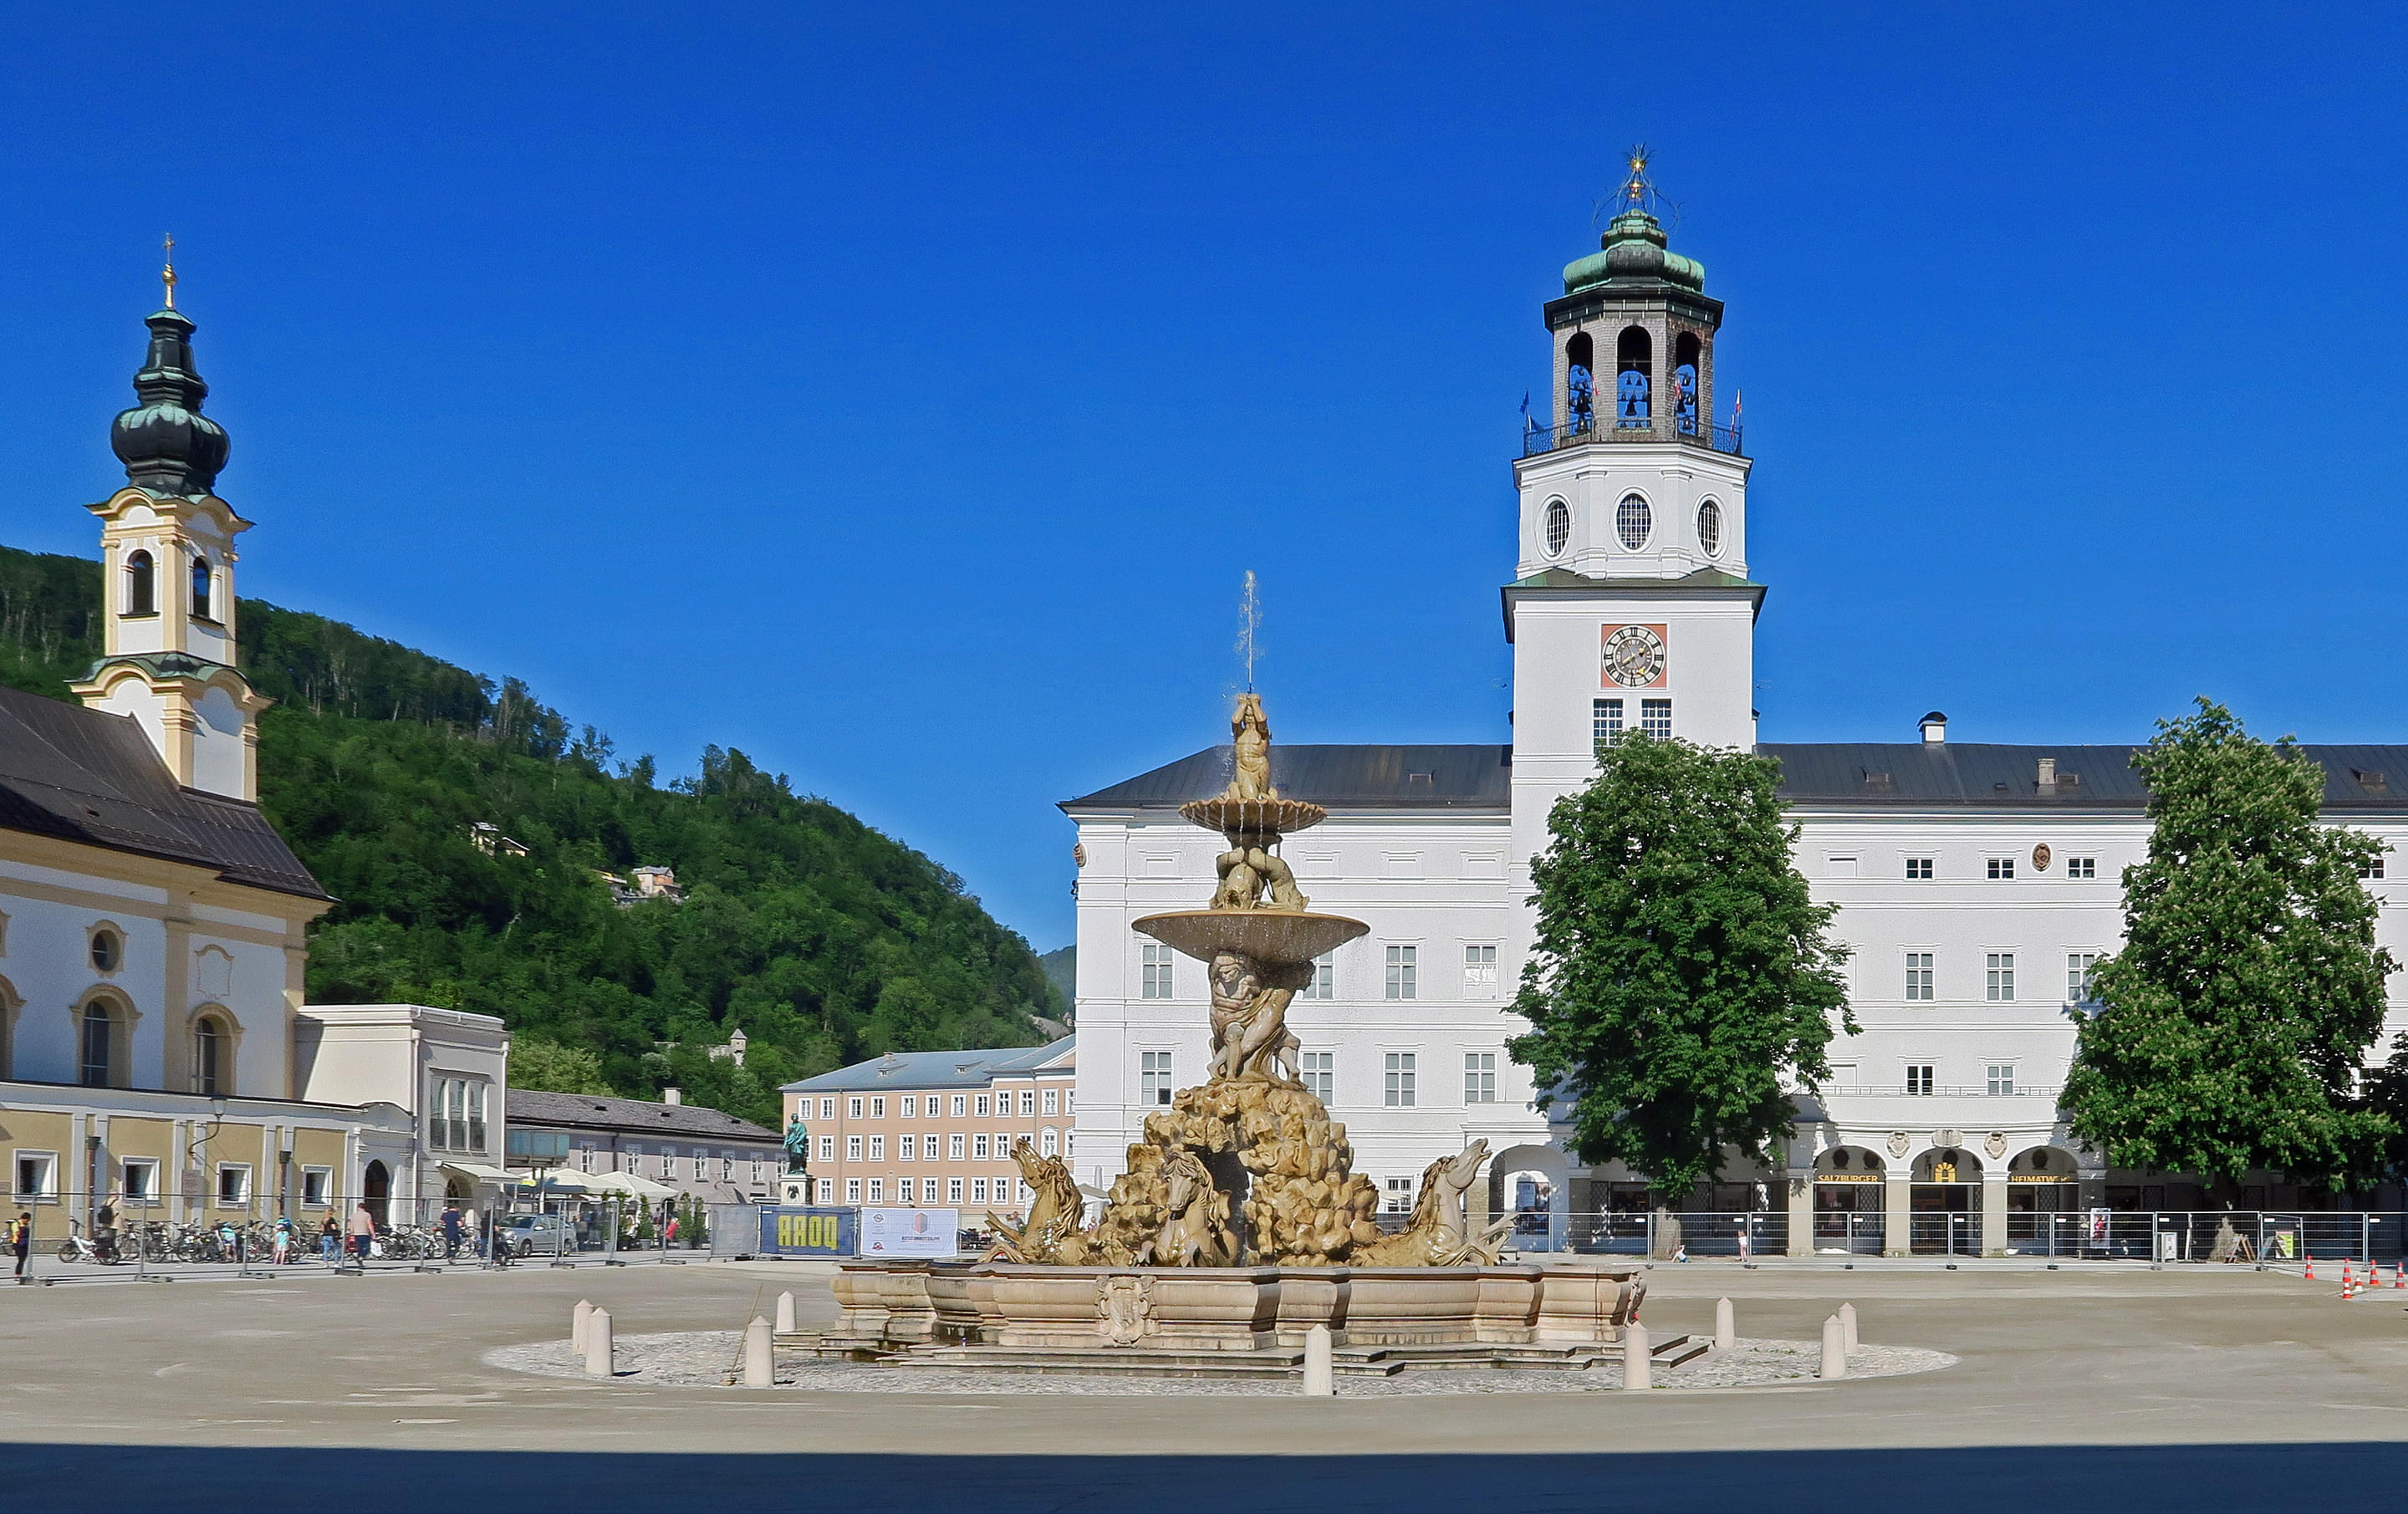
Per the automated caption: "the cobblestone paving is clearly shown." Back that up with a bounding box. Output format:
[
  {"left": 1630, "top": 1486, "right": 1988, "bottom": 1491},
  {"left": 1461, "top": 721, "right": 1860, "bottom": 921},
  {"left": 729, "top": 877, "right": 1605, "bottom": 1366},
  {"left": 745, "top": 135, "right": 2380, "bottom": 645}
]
[{"left": 487, "top": 1331, "right": 1956, "bottom": 1395}]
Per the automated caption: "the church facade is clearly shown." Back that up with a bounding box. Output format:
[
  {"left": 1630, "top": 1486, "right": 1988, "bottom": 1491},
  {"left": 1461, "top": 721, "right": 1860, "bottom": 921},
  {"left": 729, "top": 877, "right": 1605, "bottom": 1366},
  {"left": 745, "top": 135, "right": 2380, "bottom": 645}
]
[
  {"left": 0, "top": 273, "right": 508, "bottom": 1244},
  {"left": 1065, "top": 188, "right": 2408, "bottom": 1257}
]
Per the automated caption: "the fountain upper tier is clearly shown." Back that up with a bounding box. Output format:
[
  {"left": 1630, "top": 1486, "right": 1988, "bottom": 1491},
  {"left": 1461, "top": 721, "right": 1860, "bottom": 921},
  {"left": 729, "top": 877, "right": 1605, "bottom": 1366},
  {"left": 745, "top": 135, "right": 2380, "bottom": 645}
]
[
  {"left": 1176, "top": 796, "right": 1329, "bottom": 839},
  {"left": 1132, "top": 908, "right": 1367, "bottom": 971}
]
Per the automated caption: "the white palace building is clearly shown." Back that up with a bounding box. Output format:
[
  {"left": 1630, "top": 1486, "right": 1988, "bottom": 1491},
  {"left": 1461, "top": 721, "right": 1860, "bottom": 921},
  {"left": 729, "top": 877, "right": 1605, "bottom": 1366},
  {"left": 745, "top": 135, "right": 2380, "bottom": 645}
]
[{"left": 1064, "top": 187, "right": 2408, "bottom": 1257}]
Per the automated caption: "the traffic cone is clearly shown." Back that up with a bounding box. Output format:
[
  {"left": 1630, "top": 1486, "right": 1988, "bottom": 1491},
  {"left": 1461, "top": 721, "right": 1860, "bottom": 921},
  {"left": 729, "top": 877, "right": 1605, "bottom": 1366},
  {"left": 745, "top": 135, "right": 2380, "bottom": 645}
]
[
  {"left": 2394, "top": 1262, "right": 2404, "bottom": 1290},
  {"left": 2340, "top": 1263, "right": 2355, "bottom": 1299},
  {"left": 2305, "top": 1255, "right": 2315, "bottom": 1280}
]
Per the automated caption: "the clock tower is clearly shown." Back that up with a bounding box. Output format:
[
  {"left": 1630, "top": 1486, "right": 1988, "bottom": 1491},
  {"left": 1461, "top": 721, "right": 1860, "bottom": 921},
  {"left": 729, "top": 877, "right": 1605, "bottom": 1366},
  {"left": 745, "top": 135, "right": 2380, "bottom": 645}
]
[{"left": 1505, "top": 154, "right": 1761, "bottom": 873}]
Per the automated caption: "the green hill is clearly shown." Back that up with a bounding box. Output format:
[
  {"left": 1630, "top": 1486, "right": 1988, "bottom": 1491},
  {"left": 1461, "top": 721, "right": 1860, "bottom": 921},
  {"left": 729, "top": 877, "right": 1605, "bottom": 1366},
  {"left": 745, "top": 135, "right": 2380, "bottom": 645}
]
[{"left": 0, "top": 541, "right": 1059, "bottom": 1126}]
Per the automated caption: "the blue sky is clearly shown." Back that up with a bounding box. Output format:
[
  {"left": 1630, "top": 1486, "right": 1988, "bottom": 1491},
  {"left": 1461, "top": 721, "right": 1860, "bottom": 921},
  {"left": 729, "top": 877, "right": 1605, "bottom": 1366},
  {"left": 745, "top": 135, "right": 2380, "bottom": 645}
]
[{"left": 1, "top": 6, "right": 2402, "bottom": 950}]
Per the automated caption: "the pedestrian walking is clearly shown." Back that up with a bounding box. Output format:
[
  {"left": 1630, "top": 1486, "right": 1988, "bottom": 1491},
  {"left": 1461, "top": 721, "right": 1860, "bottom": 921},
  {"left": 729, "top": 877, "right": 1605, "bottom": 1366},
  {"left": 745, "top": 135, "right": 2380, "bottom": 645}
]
[
  {"left": 319, "top": 1213, "right": 339, "bottom": 1262},
  {"left": 10, "top": 1210, "right": 32, "bottom": 1283},
  {"left": 440, "top": 1200, "right": 463, "bottom": 1262},
  {"left": 348, "top": 1201, "right": 376, "bottom": 1262}
]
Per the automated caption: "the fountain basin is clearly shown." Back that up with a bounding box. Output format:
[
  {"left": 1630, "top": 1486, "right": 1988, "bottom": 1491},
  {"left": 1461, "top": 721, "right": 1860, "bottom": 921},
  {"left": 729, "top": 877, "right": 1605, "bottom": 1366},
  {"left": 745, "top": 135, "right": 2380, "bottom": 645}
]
[
  {"left": 1178, "top": 797, "right": 1328, "bottom": 836},
  {"left": 1133, "top": 909, "right": 1368, "bottom": 968}
]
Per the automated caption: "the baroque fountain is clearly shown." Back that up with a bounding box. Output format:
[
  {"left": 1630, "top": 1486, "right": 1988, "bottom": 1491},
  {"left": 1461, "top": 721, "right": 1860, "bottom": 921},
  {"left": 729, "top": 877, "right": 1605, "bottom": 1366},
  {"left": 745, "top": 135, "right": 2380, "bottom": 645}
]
[{"left": 818, "top": 694, "right": 1643, "bottom": 1376}]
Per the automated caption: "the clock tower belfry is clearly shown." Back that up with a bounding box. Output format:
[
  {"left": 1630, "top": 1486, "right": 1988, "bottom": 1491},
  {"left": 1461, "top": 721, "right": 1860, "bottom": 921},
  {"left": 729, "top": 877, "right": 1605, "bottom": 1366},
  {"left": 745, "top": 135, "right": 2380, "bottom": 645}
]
[{"left": 1505, "top": 153, "right": 1762, "bottom": 865}]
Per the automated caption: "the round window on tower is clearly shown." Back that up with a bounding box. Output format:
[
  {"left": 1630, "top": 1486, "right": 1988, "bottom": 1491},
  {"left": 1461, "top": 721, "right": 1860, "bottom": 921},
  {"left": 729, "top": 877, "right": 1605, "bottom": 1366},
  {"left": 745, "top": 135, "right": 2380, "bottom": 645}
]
[
  {"left": 1615, "top": 493, "right": 1652, "bottom": 551},
  {"left": 1697, "top": 499, "right": 1723, "bottom": 557},
  {"left": 1543, "top": 499, "right": 1570, "bottom": 557}
]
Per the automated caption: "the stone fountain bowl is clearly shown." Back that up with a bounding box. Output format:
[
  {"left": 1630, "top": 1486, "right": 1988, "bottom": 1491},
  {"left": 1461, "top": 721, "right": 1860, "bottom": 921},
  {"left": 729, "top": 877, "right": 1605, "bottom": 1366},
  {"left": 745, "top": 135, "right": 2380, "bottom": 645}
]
[
  {"left": 1133, "top": 909, "right": 1368, "bottom": 968},
  {"left": 1178, "top": 798, "right": 1327, "bottom": 837}
]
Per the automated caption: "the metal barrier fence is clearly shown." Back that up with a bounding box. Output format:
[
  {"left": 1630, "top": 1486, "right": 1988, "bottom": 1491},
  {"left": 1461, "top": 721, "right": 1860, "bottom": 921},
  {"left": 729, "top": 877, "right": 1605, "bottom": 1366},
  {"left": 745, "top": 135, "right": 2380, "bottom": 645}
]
[
  {"left": 1482, "top": 1209, "right": 2407, "bottom": 1262},
  {"left": 3, "top": 1188, "right": 715, "bottom": 1282}
]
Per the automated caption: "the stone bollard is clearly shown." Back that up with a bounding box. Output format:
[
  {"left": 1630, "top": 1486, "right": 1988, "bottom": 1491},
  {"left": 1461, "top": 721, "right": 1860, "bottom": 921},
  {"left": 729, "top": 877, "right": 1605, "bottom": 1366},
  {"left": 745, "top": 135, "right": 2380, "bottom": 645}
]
[
  {"left": 1714, "top": 1297, "right": 1735, "bottom": 1350},
  {"left": 1302, "top": 1323, "right": 1334, "bottom": 1397},
  {"left": 584, "top": 1307, "right": 615, "bottom": 1378},
  {"left": 1819, "top": 1314, "right": 1846, "bottom": 1379},
  {"left": 573, "top": 1298, "right": 594, "bottom": 1353},
  {"left": 775, "top": 1290, "right": 796, "bottom": 1336},
  {"left": 742, "top": 1315, "right": 774, "bottom": 1388},
  {"left": 1839, "top": 1301, "right": 1859, "bottom": 1353},
  {"left": 1623, "top": 1320, "right": 1651, "bottom": 1390}
]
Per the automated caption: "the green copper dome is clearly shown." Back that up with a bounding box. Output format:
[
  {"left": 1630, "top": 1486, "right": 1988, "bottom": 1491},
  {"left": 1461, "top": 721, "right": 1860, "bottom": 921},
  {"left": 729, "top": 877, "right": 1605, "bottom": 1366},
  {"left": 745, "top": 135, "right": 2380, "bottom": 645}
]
[{"left": 1563, "top": 209, "right": 1705, "bottom": 295}]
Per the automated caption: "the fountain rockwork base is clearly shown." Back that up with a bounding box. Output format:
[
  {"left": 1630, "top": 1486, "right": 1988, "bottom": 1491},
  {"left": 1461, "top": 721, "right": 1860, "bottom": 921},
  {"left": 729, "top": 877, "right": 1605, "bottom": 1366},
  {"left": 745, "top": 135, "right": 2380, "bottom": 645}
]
[{"left": 822, "top": 695, "right": 1640, "bottom": 1374}]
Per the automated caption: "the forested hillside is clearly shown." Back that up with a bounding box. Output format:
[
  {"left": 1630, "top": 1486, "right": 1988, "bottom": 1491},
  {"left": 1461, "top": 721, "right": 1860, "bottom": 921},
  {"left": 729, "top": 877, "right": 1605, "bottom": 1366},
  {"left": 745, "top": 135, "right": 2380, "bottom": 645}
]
[{"left": 0, "top": 542, "right": 1059, "bottom": 1126}]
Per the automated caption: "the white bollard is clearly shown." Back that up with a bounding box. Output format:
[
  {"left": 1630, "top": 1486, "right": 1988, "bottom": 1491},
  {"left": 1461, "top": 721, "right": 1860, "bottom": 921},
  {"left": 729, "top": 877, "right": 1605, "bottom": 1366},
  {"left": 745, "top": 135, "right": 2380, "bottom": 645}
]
[
  {"left": 1302, "top": 1323, "right": 1334, "bottom": 1397},
  {"left": 1623, "top": 1320, "right": 1652, "bottom": 1390},
  {"left": 1819, "top": 1314, "right": 1846, "bottom": 1379},
  {"left": 742, "top": 1315, "right": 774, "bottom": 1388},
  {"left": 1714, "top": 1297, "right": 1735, "bottom": 1349},
  {"left": 584, "top": 1307, "right": 614, "bottom": 1378},
  {"left": 573, "top": 1298, "right": 594, "bottom": 1353},
  {"left": 775, "top": 1290, "right": 796, "bottom": 1336},
  {"left": 1839, "top": 1301, "right": 1859, "bottom": 1353}
]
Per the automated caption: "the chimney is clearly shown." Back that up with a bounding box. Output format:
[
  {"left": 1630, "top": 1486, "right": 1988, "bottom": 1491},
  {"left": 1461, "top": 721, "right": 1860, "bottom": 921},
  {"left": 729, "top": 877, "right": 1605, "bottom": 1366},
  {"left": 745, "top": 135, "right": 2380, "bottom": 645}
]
[
  {"left": 1920, "top": 711, "right": 1947, "bottom": 744},
  {"left": 661, "top": 1087, "right": 682, "bottom": 1106},
  {"left": 2038, "top": 757, "right": 2057, "bottom": 788}
]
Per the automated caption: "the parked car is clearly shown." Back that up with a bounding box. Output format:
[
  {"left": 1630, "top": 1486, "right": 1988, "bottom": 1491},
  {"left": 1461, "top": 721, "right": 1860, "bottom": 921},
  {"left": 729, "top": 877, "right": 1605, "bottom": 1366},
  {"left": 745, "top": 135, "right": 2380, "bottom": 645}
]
[{"left": 497, "top": 1214, "right": 577, "bottom": 1258}]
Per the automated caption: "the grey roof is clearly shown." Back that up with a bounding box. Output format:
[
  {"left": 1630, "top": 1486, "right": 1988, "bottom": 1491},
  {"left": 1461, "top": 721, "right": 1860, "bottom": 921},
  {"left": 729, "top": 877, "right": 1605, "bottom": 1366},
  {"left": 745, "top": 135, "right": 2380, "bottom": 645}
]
[
  {"left": 0, "top": 683, "right": 323, "bottom": 898},
  {"left": 1767, "top": 742, "right": 2408, "bottom": 812},
  {"left": 1064, "top": 745, "right": 1511, "bottom": 813},
  {"left": 781, "top": 1036, "right": 1075, "bottom": 1094},
  {"left": 506, "top": 1088, "right": 781, "bottom": 1142}
]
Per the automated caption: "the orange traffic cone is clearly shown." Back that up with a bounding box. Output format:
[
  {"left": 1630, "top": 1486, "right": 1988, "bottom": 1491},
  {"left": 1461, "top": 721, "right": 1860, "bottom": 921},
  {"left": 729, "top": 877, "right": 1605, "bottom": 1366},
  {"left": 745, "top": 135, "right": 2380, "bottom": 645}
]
[
  {"left": 2394, "top": 1262, "right": 2404, "bottom": 1290},
  {"left": 2305, "top": 1255, "right": 2316, "bottom": 1280}
]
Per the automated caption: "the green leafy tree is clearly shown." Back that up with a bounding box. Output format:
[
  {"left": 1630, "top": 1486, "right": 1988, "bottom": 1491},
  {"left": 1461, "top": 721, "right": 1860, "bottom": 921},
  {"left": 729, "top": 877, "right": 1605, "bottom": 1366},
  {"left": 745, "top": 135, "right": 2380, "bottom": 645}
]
[
  {"left": 2063, "top": 700, "right": 2397, "bottom": 1195},
  {"left": 508, "top": 1037, "right": 615, "bottom": 1096},
  {"left": 1508, "top": 734, "right": 1854, "bottom": 1214}
]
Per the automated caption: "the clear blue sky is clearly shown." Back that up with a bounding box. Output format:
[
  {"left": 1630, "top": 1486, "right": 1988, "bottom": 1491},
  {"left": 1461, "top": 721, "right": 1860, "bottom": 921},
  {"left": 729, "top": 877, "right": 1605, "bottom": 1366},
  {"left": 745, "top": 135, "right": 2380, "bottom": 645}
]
[{"left": 1, "top": 6, "right": 2402, "bottom": 950}]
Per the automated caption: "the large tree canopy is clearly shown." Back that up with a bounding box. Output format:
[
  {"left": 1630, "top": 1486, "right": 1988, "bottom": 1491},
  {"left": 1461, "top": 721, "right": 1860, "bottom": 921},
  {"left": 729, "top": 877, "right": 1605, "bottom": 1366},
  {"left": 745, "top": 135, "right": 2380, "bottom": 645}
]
[
  {"left": 1508, "top": 734, "right": 1852, "bottom": 1200},
  {"left": 2062, "top": 699, "right": 2396, "bottom": 1190}
]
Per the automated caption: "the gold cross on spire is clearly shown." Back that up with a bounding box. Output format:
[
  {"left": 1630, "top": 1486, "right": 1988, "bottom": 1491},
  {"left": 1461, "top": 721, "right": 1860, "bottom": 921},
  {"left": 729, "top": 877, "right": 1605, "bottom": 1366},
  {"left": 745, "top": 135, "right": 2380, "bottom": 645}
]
[
  {"left": 161, "top": 232, "right": 177, "bottom": 310},
  {"left": 1620, "top": 145, "right": 1654, "bottom": 212}
]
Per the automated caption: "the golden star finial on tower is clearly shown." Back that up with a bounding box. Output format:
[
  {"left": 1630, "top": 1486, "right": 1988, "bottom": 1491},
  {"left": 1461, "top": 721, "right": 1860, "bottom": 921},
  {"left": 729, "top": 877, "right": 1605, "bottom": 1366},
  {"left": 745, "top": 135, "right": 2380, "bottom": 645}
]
[
  {"left": 1620, "top": 145, "right": 1654, "bottom": 212},
  {"left": 161, "top": 232, "right": 178, "bottom": 310}
]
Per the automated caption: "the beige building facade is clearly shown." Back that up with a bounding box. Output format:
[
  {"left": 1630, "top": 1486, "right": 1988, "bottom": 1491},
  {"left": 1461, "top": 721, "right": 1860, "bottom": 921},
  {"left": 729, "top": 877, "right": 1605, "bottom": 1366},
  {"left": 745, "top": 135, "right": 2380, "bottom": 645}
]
[{"left": 782, "top": 1038, "right": 1074, "bottom": 1219}]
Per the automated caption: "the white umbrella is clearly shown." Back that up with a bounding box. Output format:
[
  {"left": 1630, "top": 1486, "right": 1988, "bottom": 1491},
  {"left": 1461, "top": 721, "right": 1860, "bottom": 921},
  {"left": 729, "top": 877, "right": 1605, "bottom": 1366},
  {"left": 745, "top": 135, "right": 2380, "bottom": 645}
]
[{"left": 580, "top": 1170, "right": 678, "bottom": 1200}]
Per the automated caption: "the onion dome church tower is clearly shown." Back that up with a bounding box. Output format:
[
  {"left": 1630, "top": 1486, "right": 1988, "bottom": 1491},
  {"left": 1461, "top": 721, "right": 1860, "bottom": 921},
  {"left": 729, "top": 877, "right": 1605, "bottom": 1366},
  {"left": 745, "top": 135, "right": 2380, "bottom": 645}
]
[
  {"left": 1505, "top": 150, "right": 1761, "bottom": 876},
  {"left": 71, "top": 243, "right": 269, "bottom": 801}
]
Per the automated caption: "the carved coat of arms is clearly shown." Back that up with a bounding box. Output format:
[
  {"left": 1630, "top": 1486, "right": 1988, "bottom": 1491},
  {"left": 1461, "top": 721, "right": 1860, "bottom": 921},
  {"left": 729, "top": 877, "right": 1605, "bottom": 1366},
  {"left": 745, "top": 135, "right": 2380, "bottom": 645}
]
[{"left": 1095, "top": 1273, "right": 1156, "bottom": 1347}]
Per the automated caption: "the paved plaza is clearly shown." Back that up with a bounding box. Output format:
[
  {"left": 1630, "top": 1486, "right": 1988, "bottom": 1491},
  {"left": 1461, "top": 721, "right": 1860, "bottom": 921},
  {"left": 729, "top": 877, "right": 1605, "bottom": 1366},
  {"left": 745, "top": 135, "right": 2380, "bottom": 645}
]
[{"left": 3, "top": 1260, "right": 2405, "bottom": 1509}]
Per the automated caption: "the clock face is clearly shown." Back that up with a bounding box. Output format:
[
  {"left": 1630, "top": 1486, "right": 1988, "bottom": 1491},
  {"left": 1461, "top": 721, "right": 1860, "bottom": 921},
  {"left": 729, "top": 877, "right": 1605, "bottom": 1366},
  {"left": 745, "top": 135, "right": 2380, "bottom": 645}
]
[{"left": 1600, "top": 624, "right": 1667, "bottom": 688}]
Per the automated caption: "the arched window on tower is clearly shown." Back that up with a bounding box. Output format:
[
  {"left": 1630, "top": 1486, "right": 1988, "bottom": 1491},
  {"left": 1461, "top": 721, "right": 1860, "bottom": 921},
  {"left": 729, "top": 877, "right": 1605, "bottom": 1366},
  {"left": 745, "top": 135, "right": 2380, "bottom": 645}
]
[
  {"left": 194, "top": 1012, "right": 230, "bottom": 1097},
  {"left": 125, "top": 551, "right": 156, "bottom": 616},
  {"left": 1672, "top": 332, "right": 1701, "bottom": 437},
  {"left": 191, "top": 553, "right": 213, "bottom": 621},
  {"left": 79, "top": 1001, "right": 116, "bottom": 1088},
  {"left": 1615, "top": 327, "right": 1652, "bottom": 428},
  {"left": 1564, "top": 332, "right": 1594, "bottom": 436}
]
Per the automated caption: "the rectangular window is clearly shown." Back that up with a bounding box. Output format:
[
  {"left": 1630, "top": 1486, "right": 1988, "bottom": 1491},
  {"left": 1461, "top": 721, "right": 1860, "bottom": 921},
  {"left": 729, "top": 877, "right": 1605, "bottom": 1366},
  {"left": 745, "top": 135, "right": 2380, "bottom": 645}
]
[
  {"left": 1383, "top": 1176, "right": 1416, "bottom": 1215},
  {"left": 691, "top": 1149, "right": 707, "bottom": 1181},
  {"left": 817, "top": 1179, "right": 834, "bottom": 1204},
  {"left": 1464, "top": 1052, "right": 1497, "bottom": 1104},
  {"left": 845, "top": 1135, "right": 863, "bottom": 1161},
  {"left": 13, "top": 1151, "right": 58, "bottom": 1201},
  {"left": 897, "top": 1177, "right": 916, "bottom": 1204},
  {"left": 900, "top": 1096, "right": 916, "bottom": 1118},
  {"left": 2067, "top": 856, "right": 2096, "bottom": 879},
  {"left": 923, "top": 1134, "right": 939, "bottom": 1159},
  {"left": 947, "top": 1177, "right": 963, "bottom": 1204},
  {"left": 1592, "top": 698, "right": 1625, "bottom": 748},
  {"left": 975, "top": 1094, "right": 991, "bottom": 1118},
  {"left": 2069, "top": 952, "right": 2101, "bottom": 1005},
  {"left": 1640, "top": 698, "right": 1672, "bottom": 740},
  {"left": 845, "top": 1178, "right": 861, "bottom": 1203},
  {"left": 1385, "top": 1052, "right": 1416, "bottom": 1108},
  {"left": 1300, "top": 1050, "right": 1334, "bottom": 1103},
  {"left": 1905, "top": 1064, "right": 1935, "bottom": 1096},
  {"left": 1065, "top": 1088, "right": 1074, "bottom": 1114},
  {"left": 1987, "top": 953, "right": 2016, "bottom": 1002},
  {"left": 867, "top": 1178, "right": 883, "bottom": 1204},
  {"left": 972, "top": 1178, "right": 989, "bottom": 1204},
  {"left": 1987, "top": 1063, "right": 2018, "bottom": 1097},
  {"left": 1463, "top": 944, "right": 1497, "bottom": 997},
  {"left": 947, "top": 1133, "right": 965, "bottom": 1160},
  {"left": 468, "top": 1082, "right": 487, "bottom": 1153},
  {"left": 298, "top": 1165, "right": 330, "bottom": 1209},
  {"left": 868, "top": 1136, "right": 885, "bottom": 1161},
  {"left": 2362, "top": 857, "right": 2387, "bottom": 880},
  {"left": 1987, "top": 857, "right": 2015, "bottom": 880},
  {"left": 1140, "top": 942, "right": 1176, "bottom": 999},
  {"left": 1298, "top": 953, "right": 1334, "bottom": 999},
  {"left": 897, "top": 1134, "right": 913, "bottom": 1161},
  {"left": 818, "top": 1135, "right": 834, "bottom": 1161},
  {"left": 121, "top": 1157, "right": 161, "bottom": 1205},
  {"left": 974, "top": 1134, "right": 992, "bottom": 1160},
  {"left": 870, "top": 1097, "right": 885, "bottom": 1119},
  {"left": 1019, "top": 1090, "right": 1035, "bottom": 1117},
  {"left": 819, "top": 1097, "right": 835, "bottom": 1119},
  {"left": 951, "top": 1095, "right": 967, "bottom": 1117},
  {"left": 1385, "top": 945, "right": 1418, "bottom": 1001},
  {"left": 1905, "top": 952, "right": 1934, "bottom": 1001},
  {"left": 1140, "top": 1050, "right": 1174, "bottom": 1107},
  {"left": 848, "top": 1097, "right": 864, "bottom": 1119},
  {"left": 216, "top": 1164, "right": 251, "bottom": 1206},
  {"left": 1905, "top": 857, "right": 1935, "bottom": 879},
  {"left": 1042, "top": 1088, "right": 1059, "bottom": 1115}
]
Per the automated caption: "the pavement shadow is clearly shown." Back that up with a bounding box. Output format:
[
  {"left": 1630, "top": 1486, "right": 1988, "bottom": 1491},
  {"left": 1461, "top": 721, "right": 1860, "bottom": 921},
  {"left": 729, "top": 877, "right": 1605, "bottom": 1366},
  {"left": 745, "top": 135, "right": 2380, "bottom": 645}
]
[{"left": 23, "top": 1441, "right": 2408, "bottom": 1511}]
